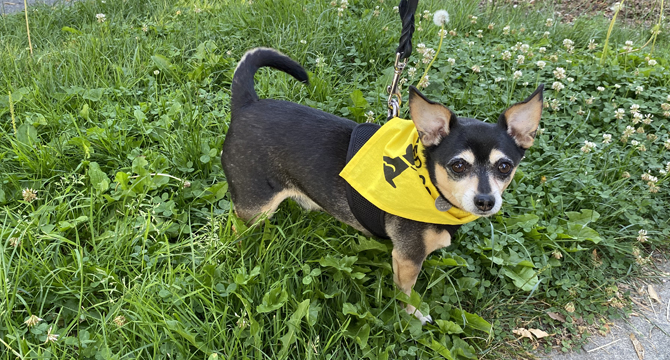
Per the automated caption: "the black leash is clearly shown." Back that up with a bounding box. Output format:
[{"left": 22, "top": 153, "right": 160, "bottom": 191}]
[
  {"left": 383, "top": 0, "right": 419, "bottom": 121},
  {"left": 396, "top": 0, "right": 419, "bottom": 60}
]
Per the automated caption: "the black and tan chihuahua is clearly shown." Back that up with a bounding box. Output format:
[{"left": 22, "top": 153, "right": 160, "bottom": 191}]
[{"left": 222, "top": 48, "right": 543, "bottom": 324}]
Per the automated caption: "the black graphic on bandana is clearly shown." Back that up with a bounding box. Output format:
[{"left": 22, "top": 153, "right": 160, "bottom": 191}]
[{"left": 383, "top": 144, "right": 417, "bottom": 188}]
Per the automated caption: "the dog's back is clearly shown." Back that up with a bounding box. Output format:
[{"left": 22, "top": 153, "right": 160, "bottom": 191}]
[{"left": 222, "top": 48, "right": 362, "bottom": 227}]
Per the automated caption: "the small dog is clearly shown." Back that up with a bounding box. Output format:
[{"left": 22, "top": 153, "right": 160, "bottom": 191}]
[{"left": 222, "top": 48, "right": 543, "bottom": 324}]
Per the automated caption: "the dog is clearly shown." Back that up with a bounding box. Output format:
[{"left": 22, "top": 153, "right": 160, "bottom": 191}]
[{"left": 222, "top": 48, "right": 543, "bottom": 324}]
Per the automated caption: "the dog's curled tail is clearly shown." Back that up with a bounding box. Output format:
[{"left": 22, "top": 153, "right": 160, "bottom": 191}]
[{"left": 231, "top": 47, "right": 309, "bottom": 110}]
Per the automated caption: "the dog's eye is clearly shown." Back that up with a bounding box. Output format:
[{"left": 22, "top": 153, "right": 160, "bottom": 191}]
[
  {"left": 451, "top": 161, "right": 466, "bottom": 173},
  {"left": 498, "top": 162, "right": 512, "bottom": 174}
]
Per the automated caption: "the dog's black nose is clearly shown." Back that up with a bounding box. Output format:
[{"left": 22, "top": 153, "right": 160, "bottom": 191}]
[{"left": 474, "top": 194, "right": 495, "bottom": 212}]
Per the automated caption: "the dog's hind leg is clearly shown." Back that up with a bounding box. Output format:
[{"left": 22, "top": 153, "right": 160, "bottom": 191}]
[{"left": 229, "top": 176, "right": 307, "bottom": 224}]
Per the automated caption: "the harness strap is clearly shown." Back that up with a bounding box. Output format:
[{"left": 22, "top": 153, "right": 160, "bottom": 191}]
[{"left": 345, "top": 123, "right": 389, "bottom": 239}]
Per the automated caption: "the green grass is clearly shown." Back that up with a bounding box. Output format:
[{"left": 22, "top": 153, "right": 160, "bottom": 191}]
[{"left": 1, "top": 0, "right": 669, "bottom": 358}]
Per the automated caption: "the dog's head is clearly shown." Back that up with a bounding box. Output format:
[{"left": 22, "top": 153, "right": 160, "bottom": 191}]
[{"left": 409, "top": 85, "right": 543, "bottom": 217}]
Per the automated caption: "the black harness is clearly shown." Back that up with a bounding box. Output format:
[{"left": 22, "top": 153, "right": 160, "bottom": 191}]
[{"left": 344, "top": 123, "right": 389, "bottom": 239}]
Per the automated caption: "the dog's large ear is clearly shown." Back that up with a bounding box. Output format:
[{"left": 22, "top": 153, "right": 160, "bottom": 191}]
[
  {"left": 498, "top": 84, "right": 544, "bottom": 149},
  {"left": 409, "top": 86, "right": 456, "bottom": 147}
]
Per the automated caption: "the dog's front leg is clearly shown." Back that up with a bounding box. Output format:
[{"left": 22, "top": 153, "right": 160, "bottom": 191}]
[
  {"left": 387, "top": 215, "right": 460, "bottom": 325},
  {"left": 391, "top": 249, "right": 432, "bottom": 324}
]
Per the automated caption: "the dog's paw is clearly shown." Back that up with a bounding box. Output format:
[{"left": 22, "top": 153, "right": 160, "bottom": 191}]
[
  {"left": 419, "top": 314, "right": 433, "bottom": 325},
  {"left": 406, "top": 305, "right": 433, "bottom": 325}
]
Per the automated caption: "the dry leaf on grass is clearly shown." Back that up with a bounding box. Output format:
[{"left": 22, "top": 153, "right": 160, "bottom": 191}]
[
  {"left": 629, "top": 333, "right": 644, "bottom": 360},
  {"left": 547, "top": 311, "right": 566, "bottom": 322},
  {"left": 529, "top": 328, "right": 550, "bottom": 339},
  {"left": 513, "top": 328, "right": 551, "bottom": 340},
  {"left": 648, "top": 285, "right": 661, "bottom": 303},
  {"left": 513, "top": 328, "right": 533, "bottom": 340}
]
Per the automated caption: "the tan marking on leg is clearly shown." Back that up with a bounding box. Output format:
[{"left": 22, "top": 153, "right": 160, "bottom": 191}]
[
  {"left": 245, "top": 188, "right": 304, "bottom": 224},
  {"left": 423, "top": 228, "right": 452, "bottom": 255},
  {"left": 392, "top": 249, "right": 431, "bottom": 322}
]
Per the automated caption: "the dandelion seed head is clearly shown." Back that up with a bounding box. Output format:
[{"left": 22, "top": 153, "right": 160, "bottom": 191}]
[{"left": 433, "top": 10, "right": 450, "bottom": 26}]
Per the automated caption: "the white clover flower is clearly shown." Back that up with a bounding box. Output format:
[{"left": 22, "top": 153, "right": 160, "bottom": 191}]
[
  {"left": 539, "top": 47, "right": 546, "bottom": 53},
  {"left": 602, "top": 134, "right": 612, "bottom": 143},
  {"left": 471, "top": 65, "right": 481, "bottom": 73},
  {"left": 502, "top": 51, "right": 512, "bottom": 60},
  {"left": 588, "top": 39, "right": 598, "bottom": 50},
  {"left": 662, "top": 103, "right": 670, "bottom": 111},
  {"left": 566, "top": 77, "right": 574, "bottom": 83},
  {"left": 552, "top": 81, "right": 564, "bottom": 92},
  {"left": 550, "top": 99, "right": 560, "bottom": 111},
  {"left": 623, "top": 126, "right": 635, "bottom": 137},
  {"left": 632, "top": 112, "right": 643, "bottom": 124},
  {"left": 438, "top": 29, "right": 448, "bottom": 37},
  {"left": 516, "top": 55, "right": 525, "bottom": 64},
  {"left": 629, "top": 104, "right": 640, "bottom": 113},
  {"left": 513, "top": 70, "right": 522, "bottom": 79},
  {"left": 22, "top": 188, "right": 37, "bottom": 203},
  {"left": 416, "top": 43, "right": 426, "bottom": 54},
  {"left": 637, "top": 230, "right": 648, "bottom": 242},
  {"left": 316, "top": 57, "right": 325, "bottom": 67},
  {"left": 407, "top": 67, "right": 416, "bottom": 78},
  {"left": 562, "top": 39, "right": 574, "bottom": 48},
  {"left": 476, "top": 30, "right": 483, "bottom": 38},
  {"left": 520, "top": 44, "right": 530, "bottom": 53},
  {"left": 631, "top": 140, "right": 640, "bottom": 146},
  {"left": 597, "top": 86, "right": 605, "bottom": 92},
  {"left": 580, "top": 140, "right": 596, "bottom": 153},
  {"left": 648, "top": 59, "right": 657, "bottom": 66},
  {"left": 418, "top": 74, "right": 430, "bottom": 88},
  {"left": 447, "top": 58, "right": 455, "bottom": 66},
  {"left": 421, "top": 48, "right": 436, "bottom": 64},
  {"left": 643, "top": 114, "right": 653, "bottom": 125},
  {"left": 494, "top": 77, "right": 504, "bottom": 83},
  {"left": 365, "top": 111, "right": 375, "bottom": 122},
  {"left": 536, "top": 61, "right": 547, "bottom": 69},
  {"left": 470, "top": 15, "right": 478, "bottom": 24},
  {"left": 502, "top": 25, "right": 510, "bottom": 35},
  {"left": 553, "top": 67, "right": 566, "bottom": 80},
  {"left": 625, "top": 40, "right": 633, "bottom": 46},
  {"left": 635, "top": 85, "right": 644, "bottom": 94},
  {"left": 614, "top": 108, "right": 625, "bottom": 119},
  {"left": 96, "top": 13, "right": 106, "bottom": 22},
  {"left": 45, "top": 326, "right": 59, "bottom": 343},
  {"left": 153, "top": 70, "right": 160, "bottom": 76},
  {"left": 488, "top": 23, "right": 495, "bottom": 30},
  {"left": 300, "top": 39, "right": 307, "bottom": 44},
  {"left": 393, "top": 5, "right": 399, "bottom": 12},
  {"left": 641, "top": 173, "right": 658, "bottom": 183},
  {"left": 545, "top": 18, "right": 554, "bottom": 27},
  {"left": 433, "top": 10, "right": 450, "bottom": 26},
  {"left": 24, "top": 315, "right": 43, "bottom": 327}
]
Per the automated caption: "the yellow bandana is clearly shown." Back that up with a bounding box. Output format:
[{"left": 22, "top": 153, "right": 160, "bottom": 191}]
[{"left": 340, "top": 117, "right": 480, "bottom": 225}]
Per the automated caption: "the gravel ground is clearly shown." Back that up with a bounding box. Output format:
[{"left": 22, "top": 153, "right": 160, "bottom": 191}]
[
  {"left": 0, "top": 0, "right": 65, "bottom": 14},
  {"left": 542, "top": 261, "right": 670, "bottom": 360}
]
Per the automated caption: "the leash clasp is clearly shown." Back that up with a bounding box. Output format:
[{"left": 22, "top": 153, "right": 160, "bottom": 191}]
[{"left": 384, "top": 52, "right": 407, "bottom": 121}]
